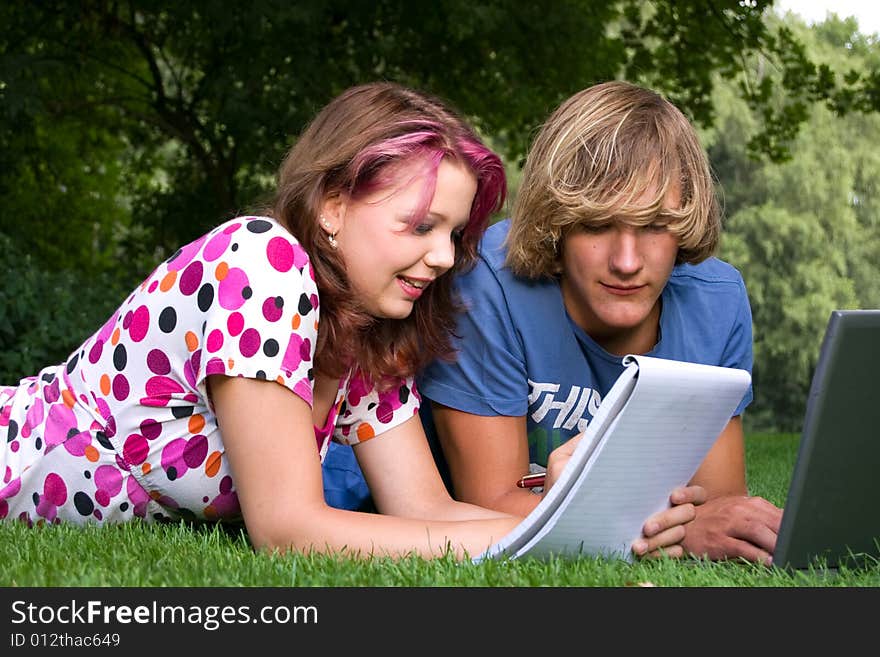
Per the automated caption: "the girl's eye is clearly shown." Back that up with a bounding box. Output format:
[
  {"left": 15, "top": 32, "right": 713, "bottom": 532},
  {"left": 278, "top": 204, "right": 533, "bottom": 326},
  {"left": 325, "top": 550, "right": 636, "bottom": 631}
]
[
  {"left": 413, "top": 223, "right": 433, "bottom": 236},
  {"left": 452, "top": 228, "right": 465, "bottom": 241}
]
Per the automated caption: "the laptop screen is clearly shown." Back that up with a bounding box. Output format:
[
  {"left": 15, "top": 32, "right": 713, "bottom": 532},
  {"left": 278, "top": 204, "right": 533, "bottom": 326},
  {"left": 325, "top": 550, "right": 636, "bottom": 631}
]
[{"left": 773, "top": 309, "right": 880, "bottom": 570}]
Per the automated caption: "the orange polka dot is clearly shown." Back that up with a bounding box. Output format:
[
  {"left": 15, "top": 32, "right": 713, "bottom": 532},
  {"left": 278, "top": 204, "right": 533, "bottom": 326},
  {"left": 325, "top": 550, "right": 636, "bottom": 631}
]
[
  {"left": 188, "top": 414, "right": 206, "bottom": 434},
  {"left": 185, "top": 331, "right": 199, "bottom": 352},
  {"left": 111, "top": 327, "right": 121, "bottom": 346},
  {"left": 205, "top": 451, "right": 222, "bottom": 477},
  {"left": 62, "top": 389, "right": 76, "bottom": 409},
  {"left": 227, "top": 358, "right": 234, "bottom": 370},
  {"left": 314, "top": 320, "right": 319, "bottom": 331},
  {"left": 203, "top": 506, "right": 218, "bottom": 521},
  {"left": 356, "top": 423, "right": 376, "bottom": 442},
  {"left": 149, "top": 490, "right": 162, "bottom": 500},
  {"left": 142, "top": 463, "right": 152, "bottom": 475},
  {"left": 84, "top": 445, "right": 99, "bottom": 462},
  {"left": 276, "top": 375, "right": 285, "bottom": 385},
  {"left": 291, "top": 314, "right": 301, "bottom": 330},
  {"left": 160, "top": 270, "right": 177, "bottom": 292},
  {"left": 100, "top": 374, "right": 111, "bottom": 396},
  {"left": 215, "top": 262, "right": 229, "bottom": 280}
]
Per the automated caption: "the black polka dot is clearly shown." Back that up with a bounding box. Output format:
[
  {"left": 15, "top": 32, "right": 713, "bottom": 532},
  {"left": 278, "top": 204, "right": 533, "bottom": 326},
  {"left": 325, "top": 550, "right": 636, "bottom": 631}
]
[
  {"left": 113, "top": 344, "right": 127, "bottom": 371},
  {"left": 242, "top": 286, "right": 252, "bottom": 300},
  {"left": 172, "top": 405, "right": 194, "bottom": 419},
  {"left": 159, "top": 307, "right": 177, "bottom": 333},
  {"left": 73, "top": 492, "right": 95, "bottom": 516},
  {"left": 263, "top": 339, "right": 279, "bottom": 357},
  {"left": 197, "top": 283, "right": 214, "bottom": 312},
  {"left": 66, "top": 352, "right": 79, "bottom": 374},
  {"left": 298, "top": 293, "right": 312, "bottom": 315},
  {"left": 246, "top": 219, "right": 273, "bottom": 233}
]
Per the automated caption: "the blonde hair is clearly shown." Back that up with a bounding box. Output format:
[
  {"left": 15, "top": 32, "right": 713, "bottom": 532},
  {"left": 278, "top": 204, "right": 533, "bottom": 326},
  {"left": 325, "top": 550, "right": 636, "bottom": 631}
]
[{"left": 506, "top": 80, "right": 720, "bottom": 278}]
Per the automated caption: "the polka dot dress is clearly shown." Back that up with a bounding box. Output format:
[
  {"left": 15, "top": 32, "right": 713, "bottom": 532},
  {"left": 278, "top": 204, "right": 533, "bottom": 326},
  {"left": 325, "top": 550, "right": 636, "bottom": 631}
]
[{"left": 0, "top": 217, "right": 420, "bottom": 525}]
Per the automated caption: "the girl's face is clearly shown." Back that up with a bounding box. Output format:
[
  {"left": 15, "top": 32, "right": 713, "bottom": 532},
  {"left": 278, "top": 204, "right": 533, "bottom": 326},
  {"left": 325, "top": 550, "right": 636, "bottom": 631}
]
[
  {"left": 324, "top": 157, "right": 477, "bottom": 319},
  {"left": 559, "top": 187, "right": 680, "bottom": 356}
]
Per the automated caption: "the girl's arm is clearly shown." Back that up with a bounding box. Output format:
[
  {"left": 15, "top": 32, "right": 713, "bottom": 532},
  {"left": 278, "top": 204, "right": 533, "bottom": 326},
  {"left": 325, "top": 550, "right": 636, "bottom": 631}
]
[{"left": 209, "top": 375, "right": 519, "bottom": 560}]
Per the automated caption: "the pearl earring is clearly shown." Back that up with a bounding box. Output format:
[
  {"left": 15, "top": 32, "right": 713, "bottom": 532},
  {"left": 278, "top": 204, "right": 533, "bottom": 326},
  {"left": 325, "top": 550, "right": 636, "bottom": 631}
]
[{"left": 320, "top": 215, "right": 338, "bottom": 249}]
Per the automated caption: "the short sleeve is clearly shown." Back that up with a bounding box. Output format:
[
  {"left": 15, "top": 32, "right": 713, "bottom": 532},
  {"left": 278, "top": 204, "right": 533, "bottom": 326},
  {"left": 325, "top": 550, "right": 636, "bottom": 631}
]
[
  {"left": 417, "top": 256, "right": 529, "bottom": 416},
  {"left": 333, "top": 373, "right": 421, "bottom": 445},
  {"left": 725, "top": 276, "right": 754, "bottom": 416},
  {"left": 187, "top": 217, "right": 319, "bottom": 406}
]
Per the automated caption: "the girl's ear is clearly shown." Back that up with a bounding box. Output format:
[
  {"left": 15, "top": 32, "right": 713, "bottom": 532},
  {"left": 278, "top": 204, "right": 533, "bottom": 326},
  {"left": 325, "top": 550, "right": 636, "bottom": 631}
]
[{"left": 319, "top": 194, "right": 348, "bottom": 236}]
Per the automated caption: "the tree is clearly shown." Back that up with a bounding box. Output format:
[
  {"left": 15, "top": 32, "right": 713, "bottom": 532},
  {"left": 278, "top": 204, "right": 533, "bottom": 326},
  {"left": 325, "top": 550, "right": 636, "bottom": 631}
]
[
  {"left": 3, "top": 0, "right": 878, "bottom": 259},
  {"left": 709, "top": 14, "right": 880, "bottom": 431}
]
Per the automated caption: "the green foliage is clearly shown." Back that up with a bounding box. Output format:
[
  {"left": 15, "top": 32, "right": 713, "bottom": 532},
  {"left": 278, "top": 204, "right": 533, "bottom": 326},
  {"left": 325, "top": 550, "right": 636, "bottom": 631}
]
[
  {"left": 2, "top": 4, "right": 879, "bottom": 431},
  {"left": 711, "top": 15, "right": 880, "bottom": 431},
  {"left": 0, "top": 234, "right": 142, "bottom": 383}
]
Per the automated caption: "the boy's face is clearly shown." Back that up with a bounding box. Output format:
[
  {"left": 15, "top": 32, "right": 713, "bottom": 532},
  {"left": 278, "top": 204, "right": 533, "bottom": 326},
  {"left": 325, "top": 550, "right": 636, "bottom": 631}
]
[{"left": 559, "top": 187, "right": 679, "bottom": 356}]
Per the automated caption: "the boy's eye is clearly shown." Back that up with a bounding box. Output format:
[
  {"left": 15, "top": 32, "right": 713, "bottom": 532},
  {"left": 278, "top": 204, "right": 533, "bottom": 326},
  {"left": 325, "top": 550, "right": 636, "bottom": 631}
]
[
  {"left": 579, "top": 223, "right": 610, "bottom": 234},
  {"left": 645, "top": 222, "right": 668, "bottom": 233}
]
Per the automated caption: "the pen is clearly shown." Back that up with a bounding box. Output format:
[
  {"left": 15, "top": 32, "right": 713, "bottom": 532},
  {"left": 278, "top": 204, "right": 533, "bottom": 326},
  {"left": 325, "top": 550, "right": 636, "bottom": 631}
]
[{"left": 516, "top": 472, "right": 546, "bottom": 489}]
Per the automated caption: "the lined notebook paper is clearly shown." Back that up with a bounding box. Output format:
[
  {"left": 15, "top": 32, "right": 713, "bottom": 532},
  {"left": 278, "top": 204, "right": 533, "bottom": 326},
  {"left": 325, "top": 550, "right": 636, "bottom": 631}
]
[{"left": 477, "top": 354, "right": 752, "bottom": 562}]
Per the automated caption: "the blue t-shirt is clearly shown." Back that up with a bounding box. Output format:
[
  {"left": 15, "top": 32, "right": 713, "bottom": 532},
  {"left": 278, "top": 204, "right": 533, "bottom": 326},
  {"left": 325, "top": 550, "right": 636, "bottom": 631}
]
[{"left": 418, "top": 219, "right": 754, "bottom": 468}]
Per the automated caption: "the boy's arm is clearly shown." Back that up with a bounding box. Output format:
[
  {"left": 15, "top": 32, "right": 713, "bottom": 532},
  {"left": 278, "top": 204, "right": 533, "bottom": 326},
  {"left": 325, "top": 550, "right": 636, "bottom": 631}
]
[
  {"left": 430, "top": 402, "right": 542, "bottom": 517},
  {"left": 682, "top": 416, "right": 783, "bottom": 564}
]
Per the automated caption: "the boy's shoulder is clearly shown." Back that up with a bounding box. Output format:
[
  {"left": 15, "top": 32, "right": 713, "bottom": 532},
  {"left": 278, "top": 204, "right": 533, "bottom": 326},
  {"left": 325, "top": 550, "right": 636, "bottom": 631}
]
[{"left": 670, "top": 257, "right": 744, "bottom": 287}]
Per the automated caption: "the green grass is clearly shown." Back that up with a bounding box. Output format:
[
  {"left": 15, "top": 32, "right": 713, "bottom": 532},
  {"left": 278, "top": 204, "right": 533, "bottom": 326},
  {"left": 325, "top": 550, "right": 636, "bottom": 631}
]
[{"left": 2, "top": 434, "right": 878, "bottom": 587}]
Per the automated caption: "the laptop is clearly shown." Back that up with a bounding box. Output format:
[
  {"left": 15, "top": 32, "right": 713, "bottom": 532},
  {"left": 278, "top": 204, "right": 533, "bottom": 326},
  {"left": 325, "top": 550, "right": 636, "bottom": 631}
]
[{"left": 773, "top": 309, "right": 880, "bottom": 570}]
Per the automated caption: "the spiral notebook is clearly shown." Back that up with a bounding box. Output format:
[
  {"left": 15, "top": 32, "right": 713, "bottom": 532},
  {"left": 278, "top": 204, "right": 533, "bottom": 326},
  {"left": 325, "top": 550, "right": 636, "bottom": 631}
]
[{"left": 476, "top": 354, "right": 751, "bottom": 562}]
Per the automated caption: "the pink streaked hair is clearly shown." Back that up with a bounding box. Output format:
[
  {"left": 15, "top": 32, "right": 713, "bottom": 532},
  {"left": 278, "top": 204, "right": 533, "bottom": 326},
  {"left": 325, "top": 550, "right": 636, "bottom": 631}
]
[
  {"left": 271, "top": 81, "right": 507, "bottom": 383},
  {"left": 347, "top": 123, "right": 506, "bottom": 243}
]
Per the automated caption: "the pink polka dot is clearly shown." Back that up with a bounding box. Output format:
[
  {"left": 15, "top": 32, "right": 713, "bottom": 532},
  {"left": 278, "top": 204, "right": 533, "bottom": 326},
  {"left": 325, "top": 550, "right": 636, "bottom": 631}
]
[
  {"left": 129, "top": 305, "right": 150, "bottom": 342},
  {"left": 227, "top": 312, "right": 245, "bottom": 336},
  {"left": 167, "top": 235, "right": 207, "bottom": 272},
  {"left": 218, "top": 268, "right": 249, "bottom": 310},
  {"left": 161, "top": 438, "right": 188, "bottom": 478},
  {"left": 184, "top": 351, "right": 200, "bottom": 388},
  {"left": 44, "top": 378, "right": 60, "bottom": 403},
  {"left": 89, "top": 339, "right": 105, "bottom": 364},
  {"left": 262, "top": 296, "right": 283, "bottom": 322},
  {"left": 44, "top": 403, "right": 77, "bottom": 447},
  {"left": 223, "top": 222, "right": 241, "bottom": 235},
  {"left": 206, "top": 329, "right": 224, "bottom": 353},
  {"left": 266, "top": 236, "right": 294, "bottom": 272},
  {"left": 239, "top": 328, "right": 261, "bottom": 358},
  {"left": 184, "top": 435, "right": 208, "bottom": 468},
  {"left": 43, "top": 473, "right": 67, "bottom": 505},
  {"left": 96, "top": 311, "right": 119, "bottom": 343},
  {"left": 148, "top": 279, "right": 159, "bottom": 293},
  {"left": 147, "top": 349, "right": 171, "bottom": 375},
  {"left": 206, "top": 357, "right": 225, "bottom": 376},
  {"left": 179, "top": 260, "right": 204, "bottom": 296},
  {"left": 62, "top": 432, "right": 91, "bottom": 457},
  {"left": 140, "top": 418, "right": 161, "bottom": 440},
  {"left": 281, "top": 333, "right": 310, "bottom": 372},
  {"left": 376, "top": 400, "right": 395, "bottom": 424},
  {"left": 204, "top": 231, "right": 232, "bottom": 261},
  {"left": 123, "top": 434, "right": 149, "bottom": 465},
  {"left": 145, "top": 376, "right": 185, "bottom": 397},
  {"left": 95, "top": 464, "right": 123, "bottom": 496},
  {"left": 112, "top": 374, "right": 130, "bottom": 401}
]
